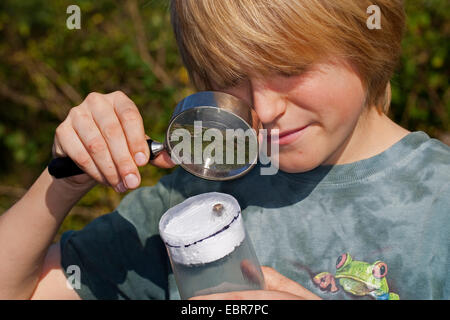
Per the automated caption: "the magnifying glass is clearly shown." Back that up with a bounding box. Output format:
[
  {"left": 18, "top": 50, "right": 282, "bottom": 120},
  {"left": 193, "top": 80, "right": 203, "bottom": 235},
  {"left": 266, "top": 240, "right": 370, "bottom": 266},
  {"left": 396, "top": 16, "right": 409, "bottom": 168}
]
[{"left": 48, "top": 91, "right": 262, "bottom": 181}]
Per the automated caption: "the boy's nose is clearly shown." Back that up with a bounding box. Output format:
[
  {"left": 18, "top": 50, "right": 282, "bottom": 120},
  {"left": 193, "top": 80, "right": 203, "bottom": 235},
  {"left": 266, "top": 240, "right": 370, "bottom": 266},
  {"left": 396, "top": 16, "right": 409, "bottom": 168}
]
[{"left": 250, "top": 78, "right": 287, "bottom": 126}]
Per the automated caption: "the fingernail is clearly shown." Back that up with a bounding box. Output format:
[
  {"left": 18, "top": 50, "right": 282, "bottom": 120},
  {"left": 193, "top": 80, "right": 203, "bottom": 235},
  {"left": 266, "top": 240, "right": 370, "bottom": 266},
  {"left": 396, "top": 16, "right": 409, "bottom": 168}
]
[
  {"left": 124, "top": 173, "right": 139, "bottom": 189},
  {"left": 134, "top": 152, "right": 147, "bottom": 166},
  {"left": 116, "top": 181, "right": 127, "bottom": 193}
]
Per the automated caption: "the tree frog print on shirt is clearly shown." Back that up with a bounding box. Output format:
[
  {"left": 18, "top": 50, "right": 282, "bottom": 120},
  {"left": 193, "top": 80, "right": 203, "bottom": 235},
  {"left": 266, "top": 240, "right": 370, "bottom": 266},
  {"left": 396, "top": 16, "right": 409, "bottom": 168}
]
[{"left": 313, "top": 253, "right": 400, "bottom": 300}]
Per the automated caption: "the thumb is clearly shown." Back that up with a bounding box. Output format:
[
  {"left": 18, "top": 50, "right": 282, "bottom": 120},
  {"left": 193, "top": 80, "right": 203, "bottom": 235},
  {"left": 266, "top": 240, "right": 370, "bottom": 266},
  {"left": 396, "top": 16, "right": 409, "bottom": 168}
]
[{"left": 151, "top": 150, "right": 176, "bottom": 169}]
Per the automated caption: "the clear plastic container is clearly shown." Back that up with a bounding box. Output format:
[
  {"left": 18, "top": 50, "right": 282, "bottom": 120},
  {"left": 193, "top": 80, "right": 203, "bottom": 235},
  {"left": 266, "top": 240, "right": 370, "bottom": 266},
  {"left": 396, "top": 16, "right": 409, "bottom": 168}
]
[{"left": 159, "top": 192, "right": 265, "bottom": 299}]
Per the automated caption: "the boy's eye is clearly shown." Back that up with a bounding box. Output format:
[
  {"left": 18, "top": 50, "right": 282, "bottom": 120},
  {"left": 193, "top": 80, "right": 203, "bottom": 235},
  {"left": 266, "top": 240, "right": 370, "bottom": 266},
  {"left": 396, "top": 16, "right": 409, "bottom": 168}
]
[
  {"left": 276, "top": 71, "right": 298, "bottom": 78},
  {"left": 276, "top": 64, "right": 313, "bottom": 79}
]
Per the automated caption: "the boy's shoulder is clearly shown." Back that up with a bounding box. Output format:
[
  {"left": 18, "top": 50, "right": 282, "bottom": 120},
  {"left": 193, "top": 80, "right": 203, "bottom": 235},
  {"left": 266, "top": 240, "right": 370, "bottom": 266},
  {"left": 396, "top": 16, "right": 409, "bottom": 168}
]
[
  {"left": 412, "top": 132, "right": 450, "bottom": 180},
  {"left": 422, "top": 134, "right": 450, "bottom": 162},
  {"left": 401, "top": 132, "right": 450, "bottom": 216},
  {"left": 388, "top": 132, "right": 449, "bottom": 204}
]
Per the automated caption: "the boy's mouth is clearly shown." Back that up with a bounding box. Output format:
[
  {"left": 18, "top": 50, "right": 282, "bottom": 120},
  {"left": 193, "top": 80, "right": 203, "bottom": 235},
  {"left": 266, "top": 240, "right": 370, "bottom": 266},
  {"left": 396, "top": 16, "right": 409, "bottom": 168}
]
[{"left": 267, "top": 125, "right": 309, "bottom": 146}]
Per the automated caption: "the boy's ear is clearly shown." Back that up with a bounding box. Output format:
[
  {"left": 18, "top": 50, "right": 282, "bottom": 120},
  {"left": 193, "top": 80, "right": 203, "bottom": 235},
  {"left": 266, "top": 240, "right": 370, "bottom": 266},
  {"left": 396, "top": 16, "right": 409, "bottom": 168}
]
[
  {"left": 373, "top": 81, "right": 392, "bottom": 115},
  {"left": 381, "top": 82, "right": 392, "bottom": 114}
]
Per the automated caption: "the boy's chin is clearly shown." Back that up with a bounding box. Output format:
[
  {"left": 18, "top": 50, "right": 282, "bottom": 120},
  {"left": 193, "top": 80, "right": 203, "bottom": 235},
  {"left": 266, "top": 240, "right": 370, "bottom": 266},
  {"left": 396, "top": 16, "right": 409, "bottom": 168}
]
[{"left": 277, "top": 158, "right": 323, "bottom": 174}]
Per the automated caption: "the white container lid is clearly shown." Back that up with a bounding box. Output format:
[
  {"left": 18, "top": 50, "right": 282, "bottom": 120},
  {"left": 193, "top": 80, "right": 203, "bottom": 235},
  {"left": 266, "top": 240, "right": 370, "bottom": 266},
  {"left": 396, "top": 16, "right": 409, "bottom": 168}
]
[{"left": 159, "top": 192, "right": 245, "bottom": 265}]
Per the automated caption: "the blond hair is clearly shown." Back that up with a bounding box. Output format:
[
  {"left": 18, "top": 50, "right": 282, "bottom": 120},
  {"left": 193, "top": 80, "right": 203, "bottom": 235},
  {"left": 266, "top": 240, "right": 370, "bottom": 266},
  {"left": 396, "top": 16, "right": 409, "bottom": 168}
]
[{"left": 170, "top": 0, "right": 405, "bottom": 113}]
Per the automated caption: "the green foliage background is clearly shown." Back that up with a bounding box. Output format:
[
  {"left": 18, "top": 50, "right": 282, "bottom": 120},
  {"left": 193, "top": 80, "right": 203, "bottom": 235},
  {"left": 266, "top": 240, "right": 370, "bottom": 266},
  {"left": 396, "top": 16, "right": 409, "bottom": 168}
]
[{"left": 0, "top": 0, "right": 448, "bottom": 239}]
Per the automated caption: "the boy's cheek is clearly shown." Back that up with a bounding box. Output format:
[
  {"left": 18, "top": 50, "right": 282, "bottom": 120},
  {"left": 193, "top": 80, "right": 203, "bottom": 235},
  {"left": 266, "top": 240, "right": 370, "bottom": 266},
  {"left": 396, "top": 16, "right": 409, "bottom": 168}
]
[
  {"left": 289, "top": 72, "right": 365, "bottom": 126},
  {"left": 276, "top": 127, "right": 329, "bottom": 172},
  {"left": 275, "top": 122, "right": 352, "bottom": 172}
]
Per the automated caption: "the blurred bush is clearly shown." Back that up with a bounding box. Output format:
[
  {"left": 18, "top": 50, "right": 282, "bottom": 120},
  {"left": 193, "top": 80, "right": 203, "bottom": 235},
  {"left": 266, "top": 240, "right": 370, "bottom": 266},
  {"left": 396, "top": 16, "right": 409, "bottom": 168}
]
[
  {"left": 390, "top": 0, "right": 449, "bottom": 141},
  {"left": 0, "top": 0, "right": 448, "bottom": 237}
]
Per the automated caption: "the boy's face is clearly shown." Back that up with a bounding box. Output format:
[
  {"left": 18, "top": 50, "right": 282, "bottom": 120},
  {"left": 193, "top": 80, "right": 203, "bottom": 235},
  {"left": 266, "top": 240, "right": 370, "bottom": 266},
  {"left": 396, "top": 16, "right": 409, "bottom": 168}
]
[{"left": 213, "top": 60, "right": 368, "bottom": 173}]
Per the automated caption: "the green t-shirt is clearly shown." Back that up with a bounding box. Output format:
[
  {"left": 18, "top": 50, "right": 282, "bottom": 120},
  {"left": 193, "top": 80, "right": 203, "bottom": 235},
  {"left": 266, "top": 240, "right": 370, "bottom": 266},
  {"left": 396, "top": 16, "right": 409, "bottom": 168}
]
[{"left": 60, "top": 131, "right": 450, "bottom": 300}]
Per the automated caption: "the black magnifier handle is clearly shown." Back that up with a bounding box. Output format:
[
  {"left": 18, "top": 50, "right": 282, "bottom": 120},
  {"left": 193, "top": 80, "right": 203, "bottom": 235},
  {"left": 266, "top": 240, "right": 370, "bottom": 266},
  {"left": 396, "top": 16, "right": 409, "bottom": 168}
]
[{"left": 48, "top": 139, "right": 165, "bottom": 179}]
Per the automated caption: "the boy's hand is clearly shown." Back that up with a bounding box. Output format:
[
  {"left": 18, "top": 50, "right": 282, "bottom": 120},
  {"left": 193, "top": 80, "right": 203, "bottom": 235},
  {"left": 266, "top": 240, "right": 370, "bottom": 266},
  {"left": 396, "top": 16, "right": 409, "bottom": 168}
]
[
  {"left": 52, "top": 91, "right": 174, "bottom": 193},
  {"left": 190, "top": 266, "right": 322, "bottom": 300}
]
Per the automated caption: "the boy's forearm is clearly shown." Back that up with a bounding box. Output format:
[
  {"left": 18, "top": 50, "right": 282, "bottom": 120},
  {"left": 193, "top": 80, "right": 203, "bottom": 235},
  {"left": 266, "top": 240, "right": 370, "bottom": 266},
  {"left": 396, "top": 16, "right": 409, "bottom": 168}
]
[{"left": 0, "top": 168, "right": 93, "bottom": 299}]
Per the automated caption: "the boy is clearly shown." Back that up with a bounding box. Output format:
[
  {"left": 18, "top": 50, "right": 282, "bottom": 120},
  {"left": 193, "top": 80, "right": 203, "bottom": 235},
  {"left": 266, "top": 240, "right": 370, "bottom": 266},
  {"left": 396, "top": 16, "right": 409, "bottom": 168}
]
[{"left": 0, "top": 0, "right": 448, "bottom": 300}]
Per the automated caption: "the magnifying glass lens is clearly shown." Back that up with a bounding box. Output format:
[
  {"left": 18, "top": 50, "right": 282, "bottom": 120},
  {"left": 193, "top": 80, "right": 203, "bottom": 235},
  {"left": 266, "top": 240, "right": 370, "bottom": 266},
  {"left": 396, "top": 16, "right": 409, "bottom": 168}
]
[{"left": 167, "top": 107, "right": 258, "bottom": 181}]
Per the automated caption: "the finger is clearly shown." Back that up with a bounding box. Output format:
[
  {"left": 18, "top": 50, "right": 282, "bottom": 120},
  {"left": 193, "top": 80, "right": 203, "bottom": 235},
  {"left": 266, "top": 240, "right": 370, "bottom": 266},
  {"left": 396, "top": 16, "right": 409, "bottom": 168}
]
[
  {"left": 84, "top": 94, "right": 141, "bottom": 190},
  {"left": 262, "top": 266, "right": 322, "bottom": 300},
  {"left": 69, "top": 106, "right": 125, "bottom": 191},
  {"left": 150, "top": 150, "right": 176, "bottom": 169},
  {"left": 53, "top": 128, "right": 66, "bottom": 158},
  {"left": 55, "top": 122, "right": 108, "bottom": 185},
  {"left": 189, "top": 290, "right": 303, "bottom": 300},
  {"left": 240, "top": 259, "right": 264, "bottom": 285},
  {"left": 105, "top": 91, "right": 150, "bottom": 167}
]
